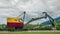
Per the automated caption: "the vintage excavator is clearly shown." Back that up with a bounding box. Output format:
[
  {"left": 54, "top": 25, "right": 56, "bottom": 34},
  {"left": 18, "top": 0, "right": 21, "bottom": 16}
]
[{"left": 7, "top": 11, "right": 56, "bottom": 30}]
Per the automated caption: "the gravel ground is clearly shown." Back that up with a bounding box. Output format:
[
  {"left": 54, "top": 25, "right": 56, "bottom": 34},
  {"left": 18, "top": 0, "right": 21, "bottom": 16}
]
[
  {"left": 25, "top": 30, "right": 60, "bottom": 32},
  {"left": 0, "top": 30, "right": 60, "bottom": 32}
]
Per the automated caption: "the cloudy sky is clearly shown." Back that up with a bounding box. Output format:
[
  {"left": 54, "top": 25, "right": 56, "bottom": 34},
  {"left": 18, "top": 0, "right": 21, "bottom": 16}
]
[{"left": 0, "top": 0, "right": 60, "bottom": 24}]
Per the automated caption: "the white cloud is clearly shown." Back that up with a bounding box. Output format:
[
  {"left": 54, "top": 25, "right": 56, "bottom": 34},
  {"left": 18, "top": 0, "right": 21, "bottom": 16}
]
[{"left": 0, "top": 0, "right": 60, "bottom": 24}]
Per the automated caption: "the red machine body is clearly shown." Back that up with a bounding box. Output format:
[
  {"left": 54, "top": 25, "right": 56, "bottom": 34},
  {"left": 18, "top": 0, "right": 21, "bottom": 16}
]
[
  {"left": 7, "top": 22, "right": 24, "bottom": 27},
  {"left": 7, "top": 18, "right": 24, "bottom": 27}
]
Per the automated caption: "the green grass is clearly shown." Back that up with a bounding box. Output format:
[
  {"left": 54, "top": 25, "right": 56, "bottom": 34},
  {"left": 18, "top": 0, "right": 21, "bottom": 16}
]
[{"left": 0, "top": 31, "right": 60, "bottom": 34}]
